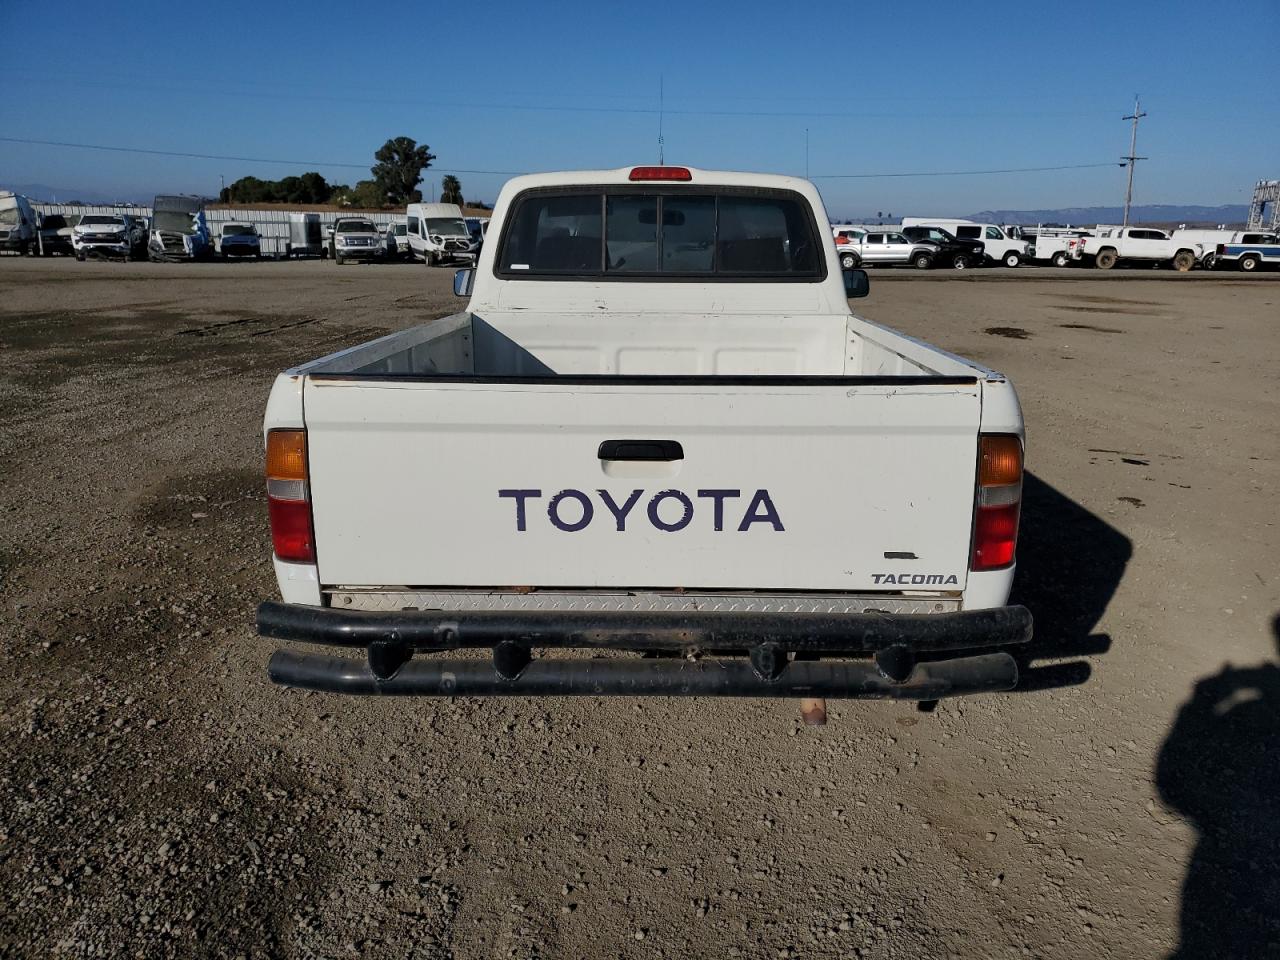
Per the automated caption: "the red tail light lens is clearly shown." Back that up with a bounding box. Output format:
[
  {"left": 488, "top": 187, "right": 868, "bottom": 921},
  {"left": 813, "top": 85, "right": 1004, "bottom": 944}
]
[
  {"left": 266, "top": 429, "right": 315, "bottom": 564},
  {"left": 628, "top": 166, "right": 692, "bottom": 181},
  {"left": 972, "top": 502, "right": 1020, "bottom": 570},
  {"left": 971, "top": 434, "right": 1023, "bottom": 571},
  {"left": 268, "top": 497, "right": 315, "bottom": 564}
]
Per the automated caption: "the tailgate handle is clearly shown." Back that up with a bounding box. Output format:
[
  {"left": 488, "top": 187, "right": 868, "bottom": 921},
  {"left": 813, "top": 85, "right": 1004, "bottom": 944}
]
[{"left": 598, "top": 439, "right": 684, "bottom": 462}]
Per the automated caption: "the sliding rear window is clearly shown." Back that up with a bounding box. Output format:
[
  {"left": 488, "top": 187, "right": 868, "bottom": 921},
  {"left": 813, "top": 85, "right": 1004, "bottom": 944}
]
[{"left": 496, "top": 187, "right": 825, "bottom": 281}]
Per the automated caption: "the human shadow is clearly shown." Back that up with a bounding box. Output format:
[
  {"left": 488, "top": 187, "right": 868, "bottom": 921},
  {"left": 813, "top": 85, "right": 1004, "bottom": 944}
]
[
  {"left": 1006, "top": 471, "right": 1132, "bottom": 692},
  {"left": 1155, "top": 614, "right": 1280, "bottom": 957}
]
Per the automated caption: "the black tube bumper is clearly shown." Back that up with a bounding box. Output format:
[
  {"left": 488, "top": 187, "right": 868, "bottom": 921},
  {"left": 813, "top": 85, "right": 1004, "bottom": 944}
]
[{"left": 259, "top": 601, "right": 1032, "bottom": 700}]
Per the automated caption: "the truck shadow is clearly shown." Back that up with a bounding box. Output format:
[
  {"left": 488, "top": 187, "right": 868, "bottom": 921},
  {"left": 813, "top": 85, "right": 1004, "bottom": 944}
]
[
  {"left": 1155, "top": 615, "right": 1280, "bottom": 957},
  {"left": 1007, "top": 472, "right": 1132, "bottom": 692}
]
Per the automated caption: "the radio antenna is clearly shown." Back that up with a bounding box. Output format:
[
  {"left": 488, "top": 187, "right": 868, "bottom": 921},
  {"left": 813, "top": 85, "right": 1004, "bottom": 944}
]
[{"left": 658, "top": 75, "right": 665, "bottom": 165}]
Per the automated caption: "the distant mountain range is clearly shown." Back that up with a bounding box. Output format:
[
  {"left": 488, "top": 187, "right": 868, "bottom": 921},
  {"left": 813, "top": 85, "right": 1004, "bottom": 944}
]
[{"left": 963, "top": 204, "right": 1249, "bottom": 227}]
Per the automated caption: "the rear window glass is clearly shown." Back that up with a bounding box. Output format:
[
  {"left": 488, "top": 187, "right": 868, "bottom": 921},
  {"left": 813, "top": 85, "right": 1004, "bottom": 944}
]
[
  {"left": 502, "top": 194, "right": 602, "bottom": 274},
  {"left": 497, "top": 188, "right": 823, "bottom": 279}
]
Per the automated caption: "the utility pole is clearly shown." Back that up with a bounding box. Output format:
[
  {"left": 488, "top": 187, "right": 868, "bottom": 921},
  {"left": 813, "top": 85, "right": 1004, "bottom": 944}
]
[
  {"left": 804, "top": 128, "right": 809, "bottom": 179},
  {"left": 1121, "top": 95, "right": 1147, "bottom": 227}
]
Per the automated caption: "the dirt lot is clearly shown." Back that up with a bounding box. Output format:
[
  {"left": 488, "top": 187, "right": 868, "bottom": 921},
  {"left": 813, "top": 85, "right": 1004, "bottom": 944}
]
[{"left": 1, "top": 258, "right": 1277, "bottom": 959}]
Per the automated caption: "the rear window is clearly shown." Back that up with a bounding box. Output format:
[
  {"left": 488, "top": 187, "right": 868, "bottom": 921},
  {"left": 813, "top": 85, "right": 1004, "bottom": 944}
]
[
  {"left": 496, "top": 188, "right": 824, "bottom": 280},
  {"left": 955, "top": 225, "right": 981, "bottom": 240}
]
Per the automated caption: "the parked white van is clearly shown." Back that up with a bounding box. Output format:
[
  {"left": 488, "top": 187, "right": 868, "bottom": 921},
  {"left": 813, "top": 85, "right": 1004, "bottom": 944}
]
[
  {"left": 0, "top": 191, "right": 41, "bottom": 255},
  {"left": 901, "top": 218, "right": 1029, "bottom": 267},
  {"left": 405, "top": 202, "right": 476, "bottom": 265}
]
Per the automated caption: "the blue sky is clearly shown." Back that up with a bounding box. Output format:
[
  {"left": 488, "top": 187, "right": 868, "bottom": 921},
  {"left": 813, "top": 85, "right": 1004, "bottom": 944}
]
[{"left": 1, "top": 0, "right": 1275, "bottom": 217}]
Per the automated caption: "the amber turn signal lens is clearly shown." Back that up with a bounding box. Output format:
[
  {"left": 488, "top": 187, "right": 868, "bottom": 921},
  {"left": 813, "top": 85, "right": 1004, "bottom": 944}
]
[
  {"left": 979, "top": 435, "right": 1022, "bottom": 487},
  {"left": 266, "top": 429, "right": 307, "bottom": 481}
]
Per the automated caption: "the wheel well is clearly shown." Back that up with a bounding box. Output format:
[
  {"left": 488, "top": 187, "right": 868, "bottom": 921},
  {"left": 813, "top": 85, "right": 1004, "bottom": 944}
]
[
  {"left": 1175, "top": 248, "right": 1195, "bottom": 258},
  {"left": 1098, "top": 246, "right": 1118, "bottom": 256}
]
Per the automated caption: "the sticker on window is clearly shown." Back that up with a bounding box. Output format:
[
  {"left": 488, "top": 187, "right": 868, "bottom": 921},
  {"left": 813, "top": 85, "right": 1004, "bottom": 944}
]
[{"left": 511, "top": 263, "right": 530, "bottom": 270}]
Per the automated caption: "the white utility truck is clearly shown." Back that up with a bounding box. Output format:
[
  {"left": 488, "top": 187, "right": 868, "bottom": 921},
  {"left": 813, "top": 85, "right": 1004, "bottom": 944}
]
[
  {"left": 1023, "top": 226, "right": 1092, "bottom": 267},
  {"left": 1169, "top": 227, "right": 1248, "bottom": 269},
  {"left": 1073, "top": 226, "right": 1202, "bottom": 271},
  {"left": 258, "top": 166, "right": 1032, "bottom": 706}
]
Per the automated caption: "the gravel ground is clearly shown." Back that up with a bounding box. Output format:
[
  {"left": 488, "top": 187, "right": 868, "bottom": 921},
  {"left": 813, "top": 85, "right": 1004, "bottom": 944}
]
[{"left": 1, "top": 258, "right": 1277, "bottom": 959}]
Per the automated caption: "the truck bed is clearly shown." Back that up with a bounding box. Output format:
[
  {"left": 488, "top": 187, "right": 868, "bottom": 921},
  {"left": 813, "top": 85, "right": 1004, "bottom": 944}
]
[{"left": 298, "top": 310, "right": 987, "bottom": 381}]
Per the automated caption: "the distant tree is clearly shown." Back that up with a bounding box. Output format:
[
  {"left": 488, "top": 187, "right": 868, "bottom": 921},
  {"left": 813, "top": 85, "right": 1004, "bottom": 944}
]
[
  {"left": 327, "top": 183, "right": 351, "bottom": 204},
  {"left": 298, "top": 172, "right": 331, "bottom": 204},
  {"left": 440, "top": 175, "right": 463, "bottom": 206},
  {"left": 223, "top": 175, "right": 268, "bottom": 203},
  {"left": 222, "top": 172, "right": 332, "bottom": 204},
  {"left": 371, "top": 137, "right": 436, "bottom": 205},
  {"left": 349, "top": 180, "right": 388, "bottom": 209}
]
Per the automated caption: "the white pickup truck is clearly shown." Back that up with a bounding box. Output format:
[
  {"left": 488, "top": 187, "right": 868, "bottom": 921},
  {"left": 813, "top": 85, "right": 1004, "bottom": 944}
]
[
  {"left": 1074, "top": 225, "right": 1202, "bottom": 271},
  {"left": 258, "top": 166, "right": 1032, "bottom": 705}
]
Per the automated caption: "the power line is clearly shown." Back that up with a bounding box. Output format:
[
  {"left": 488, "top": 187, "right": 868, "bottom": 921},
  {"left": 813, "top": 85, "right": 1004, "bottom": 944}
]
[
  {"left": 1, "top": 137, "right": 1122, "bottom": 182},
  {"left": 810, "top": 162, "right": 1121, "bottom": 179},
  {"left": 7, "top": 75, "right": 1098, "bottom": 121},
  {"left": 0, "top": 137, "right": 524, "bottom": 174}
]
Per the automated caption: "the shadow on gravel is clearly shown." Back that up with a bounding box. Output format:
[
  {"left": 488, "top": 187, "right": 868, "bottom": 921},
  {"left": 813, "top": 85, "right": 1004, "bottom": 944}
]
[
  {"left": 1008, "top": 472, "right": 1132, "bottom": 693},
  {"left": 1156, "top": 615, "right": 1280, "bottom": 958}
]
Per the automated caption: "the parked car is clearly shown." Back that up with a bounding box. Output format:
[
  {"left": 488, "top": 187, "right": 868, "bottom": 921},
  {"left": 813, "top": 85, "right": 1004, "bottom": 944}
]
[
  {"left": 149, "top": 195, "right": 213, "bottom": 261},
  {"left": 836, "top": 230, "right": 937, "bottom": 269},
  {"left": 0, "top": 191, "right": 41, "bottom": 255},
  {"left": 328, "top": 217, "right": 385, "bottom": 264},
  {"left": 37, "top": 212, "right": 80, "bottom": 256},
  {"left": 405, "top": 202, "right": 476, "bottom": 265},
  {"left": 72, "top": 213, "right": 147, "bottom": 260},
  {"left": 384, "top": 218, "right": 410, "bottom": 259},
  {"left": 217, "top": 222, "right": 262, "bottom": 259},
  {"left": 898, "top": 225, "right": 984, "bottom": 269},
  {"left": 902, "top": 218, "right": 1028, "bottom": 267},
  {"left": 1212, "top": 231, "right": 1280, "bottom": 272},
  {"left": 1073, "top": 226, "right": 1202, "bottom": 271},
  {"left": 257, "top": 164, "right": 1031, "bottom": 707}
]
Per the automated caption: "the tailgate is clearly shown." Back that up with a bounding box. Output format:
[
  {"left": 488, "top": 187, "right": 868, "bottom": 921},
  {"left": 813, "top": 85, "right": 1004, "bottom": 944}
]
[{"left": 303, "top": 378, "right": 982, "bottom": 592}]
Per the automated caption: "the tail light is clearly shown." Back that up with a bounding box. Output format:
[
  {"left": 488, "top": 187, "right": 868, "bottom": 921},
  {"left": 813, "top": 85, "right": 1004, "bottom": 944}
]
[
  {"left": 266, "top": 429, "right": 315, "bottom": 564},
  {"left": 971, "top": 434, "right": 1023, "bottom": 571},
  {"left": 628, "top": 166, "right": 692, "bottom": 181}
]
